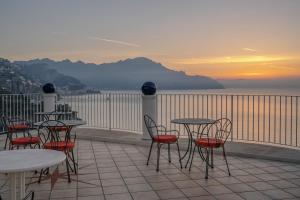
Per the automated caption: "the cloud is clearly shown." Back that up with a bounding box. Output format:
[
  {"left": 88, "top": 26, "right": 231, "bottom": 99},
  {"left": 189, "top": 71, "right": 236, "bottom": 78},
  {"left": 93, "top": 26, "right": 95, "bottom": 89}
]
[
  {"left": 243, "top": 48, "right": 257, "bottom": 52},
  {"left": 89, "top": 36, "right": 140, "bottom": 47},
  {"left": 174, "top": 55, "right": 294, "bottom": 65}
]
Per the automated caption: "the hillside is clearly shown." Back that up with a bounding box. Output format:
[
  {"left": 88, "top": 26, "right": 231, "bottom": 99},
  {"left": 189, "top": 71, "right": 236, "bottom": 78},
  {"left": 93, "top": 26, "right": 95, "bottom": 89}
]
[
  {"left": 16, "top": 57, "right": 223, "bottom": 90},
  {"left": 0, "top": 58, "right": 85, "bottom": 93}
]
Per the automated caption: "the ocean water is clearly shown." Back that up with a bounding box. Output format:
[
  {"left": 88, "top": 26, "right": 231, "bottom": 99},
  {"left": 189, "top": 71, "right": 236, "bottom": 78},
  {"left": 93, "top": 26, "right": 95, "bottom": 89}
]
[{"left": 60, "top": 88, "right": 300, "bottom": 147}]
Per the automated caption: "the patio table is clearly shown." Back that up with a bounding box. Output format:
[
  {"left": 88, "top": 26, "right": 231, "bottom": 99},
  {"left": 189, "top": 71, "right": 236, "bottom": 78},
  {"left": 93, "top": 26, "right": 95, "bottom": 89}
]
[
  {"left": 171, "top": 118, "right": 215, "bottom": 168},
  {"left": 0, "top": 149, "right": 66, "bottom": 200},
  {"left": 34, "top": 111, "right": 75, "bottom": 120},
  {"left": 34, "top": 119, "right": 86, "bottom": 128}
]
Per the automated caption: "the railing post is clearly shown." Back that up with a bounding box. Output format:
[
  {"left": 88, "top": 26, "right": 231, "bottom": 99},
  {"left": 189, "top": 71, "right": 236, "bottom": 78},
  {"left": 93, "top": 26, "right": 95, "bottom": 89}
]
[
  {"left": 142, "top": 94, "right": 157, "bottom": 139},
  {"left": 108, "top": 93, "right": 112, "bottom": 131}
]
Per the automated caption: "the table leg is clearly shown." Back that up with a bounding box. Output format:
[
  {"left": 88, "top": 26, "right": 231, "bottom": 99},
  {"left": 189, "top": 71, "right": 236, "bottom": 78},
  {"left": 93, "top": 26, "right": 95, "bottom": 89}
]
[
  {"left": 9, "top": 173, "right": 17, "bottom": 200},
  {"left": 184, "top": 124, "right": 193, "bottom": 168},
  {"left": 19, "top": 172, "right": 26, "bottom": 200},
  {"left": 179, "top": 124, "right": 191, "bottom": 161}
]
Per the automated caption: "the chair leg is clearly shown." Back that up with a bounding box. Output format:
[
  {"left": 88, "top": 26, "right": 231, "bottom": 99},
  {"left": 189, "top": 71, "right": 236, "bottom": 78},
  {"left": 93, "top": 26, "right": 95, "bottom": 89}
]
[
  {"left": 4, "top": 135, "right": 8, "bottom": 150},
  {"left": 189, "top": 145, "right": 196, "bottom": 171},
  {"left": 168, "top": 143, "right": 171, "bottom": 163},
  {"left": 211, "top": 148, "right": 214, "bottom": 168},
  {"left": 176, "top": 141, "right": 182, "bottom": 169},
  {"left": 147, "top": 141, "right": 153, "bottom": 165},
  {"left": 156, "top": 143, "right": 161, "bottom": 172},
  {"left": 71, "top": 150, "right": 77, "bottom": 174},
  {"left": 205, "top": 148, "right": 210, "bottom": 179},
  {"left": 38, "top": 169, "right": 43, "bottom": 183},
  {"left": 66, "top": 158, "right": 71, "bottom": 182},
  {"left": 222, "top": 146, "right": 231, "bottom": 176}
]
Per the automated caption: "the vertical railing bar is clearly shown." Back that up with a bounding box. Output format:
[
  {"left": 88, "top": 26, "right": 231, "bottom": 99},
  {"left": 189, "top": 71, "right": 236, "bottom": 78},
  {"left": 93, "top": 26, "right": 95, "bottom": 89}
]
[
  {"left": 202, "top": 95, "right": 204, "bottom": 118},
  {"left": 274, "top": 96, "right": 277, "bottom": 144},
  {"left": 263, "top": 96, "right": 265, "bottom": 143},
  {"left": 285, "top": 96, "right": 287, "bottom": 145},
  {"left": 237, "top": 95, "right": 239, "bottom": 140},
  {"left": 258, "top": 95, "right": 260, "bottom": 142},
  {"left": 197, "top": 94, "right": 199, "bottom": 118},
  {"left": 216, "top": 94, "right": 218, "bottom": 119},
  {"left": 93, "top": 93, "right": 95, "bottom": 126},
  {"left": 280, "top": 96, "right": 282, "bottom": 144},
  {"left": 242, "top": 95, "right": 244, "bottom": 140},
  {"left": 252, "top": 95, "right": 255, "bottom": 141},
  {"left": 290, "top": 96, "right": 293, "bottom": 146},
  {"left": 296, "top": 97, "right": 298, "bottom": 147},
  {"left": 268, "top": 96, "right": 271, "bottom": 143},
  {"left": 206, "top": 95, "right": 208, "bottom": 119},
  {"left": 221, "top": 95, "right": 223, "bottom": 119},
  {"left": 226, "top": 95, "right": 228, "bottom": 119},
  {"left": 247, "top": 95, "right": 250, "bottom": 141},
  {"left": 160, "top": 95, "right": 163, "bottom": 127},
  {"left": 109, "top": 93, "right": 111, "bottom": 131},
  {"left": 209, "top": 94, "right": 214, "bottom": 119},
  {"left": 231, "top": 95, "right": 233, "bottom": 141},
  {"left": 169, "top": 94, "right": 172, "bottom": 130}
]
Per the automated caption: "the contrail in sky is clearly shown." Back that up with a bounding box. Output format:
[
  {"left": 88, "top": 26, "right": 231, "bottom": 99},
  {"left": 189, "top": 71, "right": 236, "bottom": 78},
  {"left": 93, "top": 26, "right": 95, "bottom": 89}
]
[
  {"left": 243, "top": 48, "right": 257, "bottom": 52},
  {"left": 89, "top": 36, "right": 140, "bottom": 47}
]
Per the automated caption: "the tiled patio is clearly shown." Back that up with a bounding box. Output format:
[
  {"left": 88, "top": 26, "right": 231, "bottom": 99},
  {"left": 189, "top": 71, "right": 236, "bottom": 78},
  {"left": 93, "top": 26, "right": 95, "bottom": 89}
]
[{"left": 1, "top": 139, "right": 300, "bottom": 200}]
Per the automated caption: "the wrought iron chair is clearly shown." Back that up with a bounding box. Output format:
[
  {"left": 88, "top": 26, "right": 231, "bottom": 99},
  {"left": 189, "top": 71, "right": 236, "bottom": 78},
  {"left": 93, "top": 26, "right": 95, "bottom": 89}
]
[
  {"left": 189, "top": 118, "right": 232, "bottom": 179},
  {"left": 1, "top": 116, "right": 40, "bottom": 150},
  {"left": 144, "top": 114, "right": 182, "bottom": 171},
  {"left": 37, "top": 120, "right": 76, "bottom": 182}
]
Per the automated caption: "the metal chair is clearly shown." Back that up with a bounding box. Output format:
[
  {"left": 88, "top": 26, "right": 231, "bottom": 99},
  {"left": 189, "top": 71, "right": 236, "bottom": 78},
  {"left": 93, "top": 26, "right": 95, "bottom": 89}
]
[
  {"left": 2, "top": 116, "right": 40, "bottom": 150},
  {"left": 37, "top": 120, "right": 76, "bottom": 182},
  {"left": 189, "top": 118, "right": 232, "bottom": 179},
  {"left": 144, "top": 114, "right": 182, "bottom": 171}
]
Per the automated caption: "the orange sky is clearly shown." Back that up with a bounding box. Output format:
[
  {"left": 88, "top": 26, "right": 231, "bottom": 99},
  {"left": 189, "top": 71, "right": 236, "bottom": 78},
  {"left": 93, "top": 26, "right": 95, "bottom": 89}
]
[{"left": 1, "top": 0, "right": 299, "bottom": 80}]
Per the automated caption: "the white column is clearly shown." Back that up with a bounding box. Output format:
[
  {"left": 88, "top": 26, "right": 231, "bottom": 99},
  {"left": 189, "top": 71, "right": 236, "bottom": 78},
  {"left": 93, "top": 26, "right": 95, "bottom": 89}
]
[
  {"left": 43, "top": 93, "right": 57, "bottom": 113},
  {"left": 142, "top": 94, "right": 157, "bottom": 139},
  {"left": 9, "top": 173, "right": 16, "bottom": 200}
]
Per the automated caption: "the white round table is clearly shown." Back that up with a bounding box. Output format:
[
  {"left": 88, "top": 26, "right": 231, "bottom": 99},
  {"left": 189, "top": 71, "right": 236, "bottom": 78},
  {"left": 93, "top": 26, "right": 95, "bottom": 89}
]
[{"left": 0, "top": 149, "right": 66, "bottom": 200}]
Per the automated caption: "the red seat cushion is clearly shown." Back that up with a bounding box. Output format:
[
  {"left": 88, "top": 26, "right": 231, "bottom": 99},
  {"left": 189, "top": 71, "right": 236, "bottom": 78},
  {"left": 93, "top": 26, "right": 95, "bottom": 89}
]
[
  {"left": 11, "top": 136, "right": 40, "bottom": 145},
  {"left": 43, "top": 141, "right": 75, "bottom": 151},
  {"left": 153, "top": 135, "right": 177, "bottom": 143},
  {"left": 48, "top": 126, "right": 69, "bottom": 132},
  {"left": 195, "top": 138, "right": 224, "bottom": 148},
  {"left": 8, "top": 124, "right": 30, "bottom": 132}
]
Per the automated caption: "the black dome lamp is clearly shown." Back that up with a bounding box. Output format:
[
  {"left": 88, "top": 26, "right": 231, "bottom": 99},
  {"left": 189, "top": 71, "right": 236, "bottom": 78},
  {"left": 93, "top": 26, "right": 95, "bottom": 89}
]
[
  {"left": 141, "top": 82, "right": 156, "bottom": 95},
  {"left": 42, "top": 83, "right": 56, "bottom": 94}
]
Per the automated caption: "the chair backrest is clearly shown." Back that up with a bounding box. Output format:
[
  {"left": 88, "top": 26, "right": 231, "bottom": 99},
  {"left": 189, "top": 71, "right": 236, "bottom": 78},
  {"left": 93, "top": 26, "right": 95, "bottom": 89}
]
[
  {"left": 214, "top": 118, "right": 232, "bottom": 142},
  {"left": 144, "top": 115, "right": 158, "bottom": 139},
  {"left": 37, "top": 120, "right": 69, "bottom": 145},
  {"left": 198, "top": 118, "right": 232, "bottom": 144},
  {"left": 0, "top": 116, "right": 8, "bottom": 134}
]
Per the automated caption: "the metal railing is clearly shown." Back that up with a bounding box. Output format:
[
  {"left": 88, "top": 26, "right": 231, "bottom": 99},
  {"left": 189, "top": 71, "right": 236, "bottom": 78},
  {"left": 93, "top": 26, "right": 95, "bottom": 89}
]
[
  {"left": 0, "top": 92, "right": 299, "bottom": 148},
  {"left": 58, "top": 93, "right": 142, "bottom": 133},
  {"left": 156, "top": 94, "right": 300, "bottom": 148},
  {"left": 0, "top": 93, "right": 43, "bottom": 123}
]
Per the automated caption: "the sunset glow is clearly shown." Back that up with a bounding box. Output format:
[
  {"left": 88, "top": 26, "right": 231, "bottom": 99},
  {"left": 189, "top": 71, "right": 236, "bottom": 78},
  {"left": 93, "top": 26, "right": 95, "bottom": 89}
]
[{"left": 0, "top": 0, "right": 299, "bottom": 80}]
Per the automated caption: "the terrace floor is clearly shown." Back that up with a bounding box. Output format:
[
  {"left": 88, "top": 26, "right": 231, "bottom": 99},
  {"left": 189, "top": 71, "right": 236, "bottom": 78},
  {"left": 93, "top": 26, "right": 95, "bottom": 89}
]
[{"left": 1, "top": 136, "right": 300, "bottom": 199}]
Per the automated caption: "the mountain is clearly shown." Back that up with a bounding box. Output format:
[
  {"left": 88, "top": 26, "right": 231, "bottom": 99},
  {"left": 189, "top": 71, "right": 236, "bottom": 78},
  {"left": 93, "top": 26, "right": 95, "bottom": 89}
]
[
  {"left": 15, "top": 57, "right": 223, "bottom": 90},
  {"left": 0, "top": 58, "right": 85, "bottom": 93},
  {"left": 19, "top": 63, "right": 85, "bottom": 91}
]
